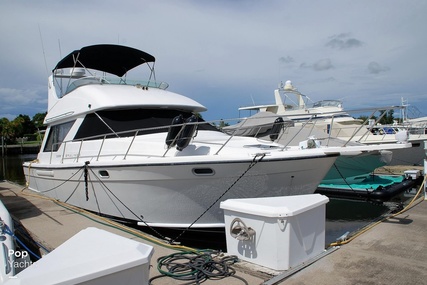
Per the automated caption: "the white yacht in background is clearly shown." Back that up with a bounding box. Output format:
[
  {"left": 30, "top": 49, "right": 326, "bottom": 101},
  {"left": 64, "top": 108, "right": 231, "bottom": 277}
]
[
  {"left": 236, "top": 80, "right": 427, "bottom": 166},
  {"left": 238, "top": 80, "right": 351, "bottom": 122},
  {"left": 23, "top": 44, "right": 342, "bottom": 230},
  {"left": 223, "top": 111, "right": 410, "bottom": 184}
]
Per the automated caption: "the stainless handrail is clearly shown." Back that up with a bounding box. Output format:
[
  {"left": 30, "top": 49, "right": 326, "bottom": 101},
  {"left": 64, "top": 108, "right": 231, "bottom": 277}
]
[
  {"left": 124, "top": 131, "right": 139, "bottom": 160},
  {"left": 96, "top": 135, "right": 107, "bottom": 161},
  {"left": 45, "top": 105, "right": 420, "bottom": 164},
  {"left": 76, "top": 140, "right": 84, "bottom": 163}
]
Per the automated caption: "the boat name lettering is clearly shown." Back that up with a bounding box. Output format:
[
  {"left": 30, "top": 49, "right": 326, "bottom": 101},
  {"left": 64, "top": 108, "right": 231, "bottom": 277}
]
[
  {"left": 8, "top": 249, "right": 29, "bottom": 258},
  {"left": 65, "top": 153, "right": 77, "bottom": 158}
]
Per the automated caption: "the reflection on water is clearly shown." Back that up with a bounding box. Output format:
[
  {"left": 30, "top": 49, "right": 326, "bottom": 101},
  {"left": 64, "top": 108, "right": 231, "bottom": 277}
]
[
  {"left": 1, "top": 154, "right": 37, "bottom": 185},
  {"left": 325, "top": 199, "right": 391, "bottom": 244},
  {"left": 1, "top": 154, "right": 398, "bottom": 247}
]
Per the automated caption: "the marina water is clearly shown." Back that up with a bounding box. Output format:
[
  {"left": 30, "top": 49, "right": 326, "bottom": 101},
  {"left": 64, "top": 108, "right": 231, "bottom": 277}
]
[{"left": 1, "top": 154, "right": 400, "bottom": 247}]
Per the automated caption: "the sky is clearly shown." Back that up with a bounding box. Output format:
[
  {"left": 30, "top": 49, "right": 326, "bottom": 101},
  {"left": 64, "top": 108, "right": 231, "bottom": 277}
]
[{"left": 1, "top": 0, "right": 426, "bottom": 123}]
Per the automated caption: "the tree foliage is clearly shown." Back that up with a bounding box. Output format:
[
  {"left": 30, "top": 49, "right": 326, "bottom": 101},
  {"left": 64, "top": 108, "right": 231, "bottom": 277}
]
[
  {"left": 32, "top": 113, "right": 47, "bottom": 129},
  {"left": 378, "top": 110, "right": 395, "bottom": 124},
  {"left": 357, "top": 110, "right": 396, "bottom": 125},
  {"left": 0, "top": 112, "right": 46, "bottom": 144}
]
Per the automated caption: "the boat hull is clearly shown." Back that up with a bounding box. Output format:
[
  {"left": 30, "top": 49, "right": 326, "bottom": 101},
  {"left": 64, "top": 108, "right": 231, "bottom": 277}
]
[
  {"left": 386, "top": 140, "right": 426, "bottom": 166},
  {"left": 321, "top": 151, "right": 391, "bottom": 184},
  {"left": 23, "top": 155, "right": 337, "bottom": 228}
]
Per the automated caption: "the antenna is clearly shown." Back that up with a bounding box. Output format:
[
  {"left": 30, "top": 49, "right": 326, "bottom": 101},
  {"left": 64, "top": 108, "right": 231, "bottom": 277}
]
[
  {"left": 38, "top": 24, "right": 50, "bottom": 89},
  {"left": 38, "top": 24, "right": 49, "bottom": 78},
  {"left": 58, "top": 39, "right": 62, "bottom": 59}
]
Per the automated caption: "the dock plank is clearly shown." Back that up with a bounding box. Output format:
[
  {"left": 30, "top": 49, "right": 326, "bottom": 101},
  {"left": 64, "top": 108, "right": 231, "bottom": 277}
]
[{"left": 285, "top": 196, "right": 427, "bottom": 285}]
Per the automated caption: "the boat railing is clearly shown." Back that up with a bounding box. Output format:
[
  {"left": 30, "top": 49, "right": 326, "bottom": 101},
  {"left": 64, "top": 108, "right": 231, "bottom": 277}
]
[
  {"left": 58, "top": 74, "right": 170, "bottom": 96},
  {"left": 234, "top": 105, "right": 422, "bottom": 147},
  {"left": 52, "top": 119, "right": 237, "bottom": 164},
  {"left": 52, "top": 113, "right": 312, "bottom": 164},
  {"left": 64, "top": 76, "right": 106, "bottom": 94},
  {"left": 316, "top": 107, "right": 427, "bottom": 144},
  {"left": 237, "top": 106, "right": 413, "bottom": 147},
  {"left": 60, "top": 124, "right": 173, "bottom": 163},
  {"left": 47, "top": 106, "right": 423, "bottom": 164},
  {"left": 311, "top": 100, "right": 343, "bottom": 108}
]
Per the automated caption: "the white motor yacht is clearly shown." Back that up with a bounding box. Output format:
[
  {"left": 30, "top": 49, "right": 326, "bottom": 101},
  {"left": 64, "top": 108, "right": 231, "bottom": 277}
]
[
  {"left": 238, "top": 80, "right": 350, "bottom": 122},
  {"left": 236, "top": 80, "right": 426, "bottom": 166},
  {"left": 23, "top": 45, "right": 341, "bottom": 230},
  {"left": 224, "top": 111, "right": 411, "bottom": 184}
]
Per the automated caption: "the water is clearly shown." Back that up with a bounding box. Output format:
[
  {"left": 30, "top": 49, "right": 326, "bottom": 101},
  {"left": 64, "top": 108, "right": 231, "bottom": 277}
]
[
  {"left": 1, "top": 154, "right": 37, "bottom": 185},
  {"left": 1, "top": 154, "right": 401, "bottom": 248},
  {"left": 325, "top": 199, "right": 391, "bottom": 244}
]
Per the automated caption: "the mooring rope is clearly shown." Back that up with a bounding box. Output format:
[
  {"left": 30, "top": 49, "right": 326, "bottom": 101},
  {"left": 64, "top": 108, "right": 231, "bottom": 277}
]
[
  {"left": 19, "top": 182, "right": 200, "bottom": 253},
  {"left": 1, "top": 223, "right": 42, "bottom": 260},
  {"left": 84, "top": 161, "right": 90, "bottom": 201},
  {"left": 331, "top": 163, "right": 371, "bottom": 200},
  {"left": 84, "top": 153, "right": 266, "bottom": 245},
  {"left": 25, "top": 159, "right": 38, "bottom": 189},
  {"left": 149, "top": 250, "right": 248, "bottom": 285},
  {"left": 170, "top": 153, "right": 266, "bottom": 244},
  {"left": 63, "top": 170, "right": 85, "bottom": 203},
  {"left": 27, "top": 164, "right": 87, "bottom": 194},
  {"left": 328, "top": 173, "right": 427, "bottom": 247},
  {"left": 24, "top": 152, "right": 267, "bottom": 247},
  {"left": 86, "top": 167, "right": 170, "bottom": 241}
]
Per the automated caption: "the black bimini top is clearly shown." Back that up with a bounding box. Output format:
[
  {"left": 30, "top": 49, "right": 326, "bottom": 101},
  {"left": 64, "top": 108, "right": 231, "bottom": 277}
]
[{"left": 53, "top": 44, "right": 156, "bottom": 77}]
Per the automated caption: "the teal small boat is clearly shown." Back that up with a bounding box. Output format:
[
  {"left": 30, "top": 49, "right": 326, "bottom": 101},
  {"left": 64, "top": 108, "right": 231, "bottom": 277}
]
[{"left": 316, "top": 175, "right": 419, "bottom": 203}]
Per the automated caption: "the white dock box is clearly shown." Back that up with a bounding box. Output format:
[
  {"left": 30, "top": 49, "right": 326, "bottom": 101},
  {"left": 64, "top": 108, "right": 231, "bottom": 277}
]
[
  {"left": 404, "top": 169, "right": 420, "bottom": 180},
  {"left": 6, "top": 227, "right": 154, "bottom": 285},
  {"left": 220, "top": 194, "right": 329, "bottom": 270}
]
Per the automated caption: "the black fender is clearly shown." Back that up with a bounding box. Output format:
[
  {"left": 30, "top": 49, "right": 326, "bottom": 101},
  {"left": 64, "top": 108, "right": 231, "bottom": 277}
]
[
  {"left": 165, "top": 114, "right": 184, "bottom": 147},
  {"left": 269, "top": 117, "right": 284, "bottom": 141},
  {"left": 176, "top": 115, "right": 198, "bottom": 151}
]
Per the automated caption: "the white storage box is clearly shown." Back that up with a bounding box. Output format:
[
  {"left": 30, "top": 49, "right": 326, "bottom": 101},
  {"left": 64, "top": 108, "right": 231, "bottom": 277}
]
[
  {"left": 404, "top": 169, "right": 420, "bottom": 180},
  {"left": 6, "top": 227, "right": 154, "bottom": 285},
  {"left": 220, "top": 194, "right": 329, "bottom": 270}
]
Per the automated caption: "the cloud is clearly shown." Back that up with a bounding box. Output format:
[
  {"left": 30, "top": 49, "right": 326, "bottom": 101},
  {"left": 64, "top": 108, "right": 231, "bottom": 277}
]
[
  {"left": 367, "top": 61, "right": 390, "bottom": 74},
  {"left": 326, "top": 33, "right": 363, "bottom": 50},
  {"left": 0, "top": 88, "right": 42, "bottom": 105},
  {"left": 313, "top": 59, "right": 334, "bottom": 71},
  {"left": 299, "top": 59, "right": 334, "bottom": 71},
  {"left": 279, "top": 56, "right": 294, "bottom": 64},
  {"left": 0, "top": 1, "right": 426, "bottom": 121},
  {"left": 0, "top": 88, "right": 46, "bottom": 119}
]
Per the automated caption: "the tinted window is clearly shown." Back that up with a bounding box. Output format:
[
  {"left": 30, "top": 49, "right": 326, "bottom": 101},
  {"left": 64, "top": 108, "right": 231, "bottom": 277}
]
[
  {"left": 43, "top": 121, "right": 75, "bottom": 152},
  {"left": 74, "top": 109, "right": 218, "bottom": 140}
]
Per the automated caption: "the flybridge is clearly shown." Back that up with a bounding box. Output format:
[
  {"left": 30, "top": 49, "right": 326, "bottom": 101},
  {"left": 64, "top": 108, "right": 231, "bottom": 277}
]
[
  {"left": 51, "top": 44, "right": 165, "bottom": 97},
  {"left": 53, "top": 44, "right": 156, "bottom": 77}
]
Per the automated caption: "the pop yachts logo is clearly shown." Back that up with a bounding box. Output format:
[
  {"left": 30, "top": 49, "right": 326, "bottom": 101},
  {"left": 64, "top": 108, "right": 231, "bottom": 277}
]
[{"left": 8, "top": 249, "right": 33, "bottom": 269}]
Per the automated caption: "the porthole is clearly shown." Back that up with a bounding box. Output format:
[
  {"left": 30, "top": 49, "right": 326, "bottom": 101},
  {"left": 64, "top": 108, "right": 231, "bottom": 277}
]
[
  {"left": 192, "top": 168, "right": 215, "bottom": 176},
  {"left": 98, "top": 170, "right": 110, "bottom": 178}
]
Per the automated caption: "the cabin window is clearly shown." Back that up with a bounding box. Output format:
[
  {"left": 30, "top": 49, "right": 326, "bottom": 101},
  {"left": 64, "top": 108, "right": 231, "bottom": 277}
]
[
  {"left": 43, "top": 121, "right": 75, "bottom": 152},
  {"left": 73, "top": 109, "right": 219, "bottom": 140}
]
